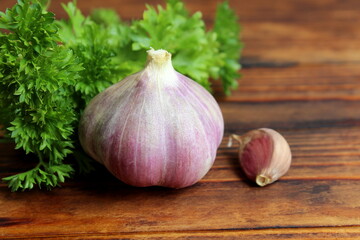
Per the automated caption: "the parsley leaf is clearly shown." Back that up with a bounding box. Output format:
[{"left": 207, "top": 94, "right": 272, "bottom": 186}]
[
  {"left": 214, "top": 1, "right": 243, "bottom": 95},
  {"left": 0, "top": 0, "right": 82, "bottom": 191},
  {"left": 57, "top": 1, "right": 143, "bottom": 107},
  {"left": 59, "top": 0, "right": 242, "bottom": 93},
  {"left": 130, "top": 0, "right": 221, "bottom": 90}
]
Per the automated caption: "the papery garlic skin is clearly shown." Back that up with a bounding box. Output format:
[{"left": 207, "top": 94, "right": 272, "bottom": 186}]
[
  {"left": 79, "top": 49, "right": 224, "bottom": 188},
  {"left": 232, "top": 128, "right": 291, "bottom": 186}
]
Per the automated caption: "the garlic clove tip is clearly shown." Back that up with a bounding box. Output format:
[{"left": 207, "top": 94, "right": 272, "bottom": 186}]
[{"left": 256, "top": 174, "right": 272, "bottom": 187}]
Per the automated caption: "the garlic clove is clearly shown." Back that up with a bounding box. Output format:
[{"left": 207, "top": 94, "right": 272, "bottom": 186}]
[{"left": 230, "top": 128, "right": 292, "bottom": 187}]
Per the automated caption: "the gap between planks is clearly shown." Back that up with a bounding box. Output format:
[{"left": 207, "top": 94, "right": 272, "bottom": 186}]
[{"left": 3, "top": 225, "right": 360, "bottom": 239}]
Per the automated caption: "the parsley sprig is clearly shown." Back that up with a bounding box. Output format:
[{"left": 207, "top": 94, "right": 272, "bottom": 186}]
[
  {"left": 0, "top": 0, "right": 82, "bottom": 191},
  {"left": 0, "top": 0, "right": 242, "bottom": 191}
]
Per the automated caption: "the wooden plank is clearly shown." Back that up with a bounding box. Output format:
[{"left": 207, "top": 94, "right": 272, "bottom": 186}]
[
  {"left": 2, "top": 145, "right": 359, "bottom": 184},
  {"left": 2, "top": 0, "right": 360, "bottom": 34},
  {"left": 2, "top": 0, "right": 360, "bottom": 22},
  {"left": 218, "top": 127, "right": 360, "bottom": 167},
  {"left": 1, "top": 127, "right": 360, "bottom": 237},
  {"left": 204, "top": 164, "right": 360, "bottom": 182},
  {"left": 1, "top": 0, "right": 360, "bottom": 239},
  {"left": 2, "top": 0, "right": 360, "bottom": 64},
  {"left": 2, "top": 226, "right": 360, "bottom": 239},
  {"left": 214, "top": 63, "right": 360, "bottom": 101},
  {"left": 220, "top": 100, "right": 360, "bottom": 132},
  {"left": 4, "top": 126, "right": 359, "bottom": 163},
  {"left": 0, "top": 179, "right": 359, "bottom": 238},
  {"left": 1, "top": 106, "right": 360, "bottom": 178},
  {"left": 241, "top": 40, "right": 360, "bottom": 64},
  {"left": 1, "top": 102, "right": 360, "bottom": 165}
]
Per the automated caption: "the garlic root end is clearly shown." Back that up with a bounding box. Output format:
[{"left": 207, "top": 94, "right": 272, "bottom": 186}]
[{"left": 256, "top": 174, "right": 272, "bottom": 187}]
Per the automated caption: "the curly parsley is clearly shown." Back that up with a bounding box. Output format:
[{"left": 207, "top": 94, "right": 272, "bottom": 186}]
[{"left": 0, "top": 0, "right": 82, "bottom": 191}]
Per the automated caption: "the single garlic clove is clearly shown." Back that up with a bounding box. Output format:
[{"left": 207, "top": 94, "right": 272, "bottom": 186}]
[{"left": 230, "top": 128, "right": 292, "bottom": 187}]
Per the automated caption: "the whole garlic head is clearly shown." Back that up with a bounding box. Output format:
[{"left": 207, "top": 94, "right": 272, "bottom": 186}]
[{"left": 79, "top": 48, "right": 224, "bottom": 188}]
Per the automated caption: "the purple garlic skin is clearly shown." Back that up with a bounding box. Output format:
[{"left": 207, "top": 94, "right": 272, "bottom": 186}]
[
  {"left": 231, "top": 128, "right": 292, "bottom": 186},
  {"left": 79, "top": 49, "right": 224, "bottom": 188}
]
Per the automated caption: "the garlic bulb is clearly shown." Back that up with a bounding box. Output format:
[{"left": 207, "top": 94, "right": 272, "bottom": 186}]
[
  {"left": 229, "top": 128, "right": 292, "bottom": 186},
  {"left": 79, "top": 49, "right": 224, "bottom": 188}
]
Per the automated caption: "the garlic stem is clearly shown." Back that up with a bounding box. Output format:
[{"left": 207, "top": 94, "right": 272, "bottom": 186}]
[
  {"left": 146, "top": 48, "right": 172, "bottom": 66},
  {"left": 227, "top": 134, "right": 243, "bottom": 147}
]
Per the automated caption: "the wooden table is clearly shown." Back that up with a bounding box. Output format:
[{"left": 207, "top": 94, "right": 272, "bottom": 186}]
[{"left": 1, "top": 0, "right": 360, "bottom": 239}]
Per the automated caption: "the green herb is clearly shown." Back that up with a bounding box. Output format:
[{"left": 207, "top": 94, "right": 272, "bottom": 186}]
[
  {"left": 0, "top": 0, "right": 82, "bottom": 191},
  {"left": 0, "top": 0, "right": 242, "bottom": 191},
  {"left": 129, "top": 0, "right": 221, "bottom": 90},
  {"left": 214, "top": 1, "right": 243, "bottom": 95},
  {"left": 58, "top": 0, "right": 242, "bottom": 93},
  {"left": 57, "top": 2, "right": 143, "bottom": 107}
]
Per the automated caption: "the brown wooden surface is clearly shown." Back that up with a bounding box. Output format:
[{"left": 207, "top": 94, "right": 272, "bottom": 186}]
[{"left": 1, "top": 0, "right": 360, "bottom": 239}]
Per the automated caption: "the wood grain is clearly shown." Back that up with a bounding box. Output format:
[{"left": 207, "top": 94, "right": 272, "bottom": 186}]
[
  {"left": 1, "top": 179, "right": 360, "bottom": 237},
  {"left": 10, "top": 227, "right": 359, "bottom": 240},
  {"left": 2, "top": 0, "right": 359, "bottom": 65},
  {"left": 1, "top": 0, "right": 360, "bottom": 239},
  {"left": 214, "top": 63, "right": 360, "bottom": 101}
]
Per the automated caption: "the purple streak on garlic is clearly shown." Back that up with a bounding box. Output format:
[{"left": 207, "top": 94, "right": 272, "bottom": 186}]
[
  {"left": 79, "top": 49, "right": 224, "bottom": 188},
  {"left": 229, "top": 128, "right": 292, "bottom": 186}
]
